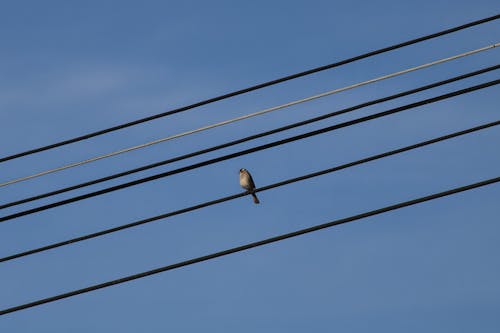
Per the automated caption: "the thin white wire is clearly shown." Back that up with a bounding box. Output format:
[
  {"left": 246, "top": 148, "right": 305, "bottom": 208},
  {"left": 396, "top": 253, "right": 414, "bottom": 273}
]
[{"left": 1, "top": 42, "right": 498, "bottom": 188}]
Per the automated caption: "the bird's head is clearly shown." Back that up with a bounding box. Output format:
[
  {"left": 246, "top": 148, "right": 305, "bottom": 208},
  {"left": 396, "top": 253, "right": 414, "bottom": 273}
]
[{"left": 239, "top": 168, "right": 246, "bottom": 173}]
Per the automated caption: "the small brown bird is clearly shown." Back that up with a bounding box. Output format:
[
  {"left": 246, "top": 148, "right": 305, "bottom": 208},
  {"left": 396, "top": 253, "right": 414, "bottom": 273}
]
[{"left": 239, "top": 168, "right": 260, "bottom": 204}]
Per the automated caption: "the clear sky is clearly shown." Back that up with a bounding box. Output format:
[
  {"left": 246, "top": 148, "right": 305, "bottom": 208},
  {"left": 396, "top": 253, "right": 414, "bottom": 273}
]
[{"left": 0, "top": 1, "right": 499, "bottom": 331}]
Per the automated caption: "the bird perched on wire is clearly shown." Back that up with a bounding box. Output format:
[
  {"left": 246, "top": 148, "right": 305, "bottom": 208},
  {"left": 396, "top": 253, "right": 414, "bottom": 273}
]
[{"left": 239, "top": 168, "right": 260, "bottom": 204}]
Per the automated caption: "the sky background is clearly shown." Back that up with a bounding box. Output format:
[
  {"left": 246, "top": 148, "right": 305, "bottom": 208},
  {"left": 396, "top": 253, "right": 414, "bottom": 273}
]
[{"left": 0, "top": 1, "right": 499, "bottom": 331}]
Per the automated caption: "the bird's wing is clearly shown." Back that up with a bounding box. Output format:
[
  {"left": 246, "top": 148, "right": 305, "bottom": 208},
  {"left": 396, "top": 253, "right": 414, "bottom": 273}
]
[{"left": 248, "top": 173, "right": 256, "bottom": 188}]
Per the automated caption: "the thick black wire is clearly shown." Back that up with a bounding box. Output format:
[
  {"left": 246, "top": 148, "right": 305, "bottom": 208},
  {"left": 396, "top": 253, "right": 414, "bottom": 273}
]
[
  {"left": 1, "top": 176, "right": 498, "bottom": 316},
  {"left": 0, "top": 14, "right": 498, "bottom": 164},
  {"left": 1, "top": 120, "right": 498, "bottom": 263},
  {"left": 0, "top": 79, "right": 498, "bottom": 223},
  {"left": 3, "top": 65, "right": 497, "bottom": 211}
]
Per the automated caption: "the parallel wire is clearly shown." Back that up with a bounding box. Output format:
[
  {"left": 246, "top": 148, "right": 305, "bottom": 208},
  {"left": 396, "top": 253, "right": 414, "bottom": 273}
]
[
  {"left": 2, "top": 64, "right": 497, "bottom": 210},
  {"left": 0, "top": 79, "right": 497, "bottom": 223},
  {"left": 1, "top": 175, "right": 498, "bottom": 316},
  {"left": 2, "top": 43, "right": 497, "bottom": 188},
  {"left": 1, "top": 14, "right": 497, "bottom": 164},
  {"left": 0, "top": 120, "right": 497, "bottom": 263}
]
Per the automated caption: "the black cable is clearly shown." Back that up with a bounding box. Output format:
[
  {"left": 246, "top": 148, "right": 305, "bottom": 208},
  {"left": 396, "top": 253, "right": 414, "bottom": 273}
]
[
  {"left": 1, "top": 175, "right": 498, "bottom": 316},
  {"left": 0, "top": 120, "right": 497, "bottom": 263},
  {"left": 0, "top": 79, "right": 497, "bottom": 223},
  {"left": 3, "top": 65, "right": 497, "bottom": 211},
  {"left": 1, "top": 15, "right": 498, "bottom": 164}
]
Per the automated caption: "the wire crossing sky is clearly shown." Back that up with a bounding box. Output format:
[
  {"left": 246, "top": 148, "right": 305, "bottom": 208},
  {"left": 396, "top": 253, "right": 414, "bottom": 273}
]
[
  {"left": 1, "top": 64, "right": 497, "bottom": 210},
  {"left": 1, "top": 175, "right": 498, "bottom": 316},
  {"left": 0, "top": 13, "right": 497, "bottom": 164},
  {"left": 0, "top": 120, "right": 497, "bottom": 264},
  {"left": 1, "top": 79, "right": 497, "bottom": 223},
  {"left": 1, "top": 4, "right": 498, "bottom": 331},
  {"left": 1, "top": 42, "right": 497, "bottom": 188}
]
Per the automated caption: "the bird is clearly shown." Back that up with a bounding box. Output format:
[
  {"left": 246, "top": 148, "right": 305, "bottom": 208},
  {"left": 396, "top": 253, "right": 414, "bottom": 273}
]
[{"left": 239, "top": 168, "right": 260, "bottom": 204}]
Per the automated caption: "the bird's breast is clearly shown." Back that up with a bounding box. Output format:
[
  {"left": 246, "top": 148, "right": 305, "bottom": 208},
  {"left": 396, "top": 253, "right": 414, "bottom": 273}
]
[{"left": 240, "top": 174, "right": 251, "bottom": 189}]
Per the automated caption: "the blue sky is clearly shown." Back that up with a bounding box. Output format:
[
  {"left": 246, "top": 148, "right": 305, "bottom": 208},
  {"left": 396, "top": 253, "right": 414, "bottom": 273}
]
[{"left": 0, "top": 1, "right": 499, "bottom": 331}]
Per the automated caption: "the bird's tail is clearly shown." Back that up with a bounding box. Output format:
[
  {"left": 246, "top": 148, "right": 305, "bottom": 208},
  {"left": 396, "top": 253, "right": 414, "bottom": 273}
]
[{"left": 251, "top": 192, "right": 260, "bottom": 204}]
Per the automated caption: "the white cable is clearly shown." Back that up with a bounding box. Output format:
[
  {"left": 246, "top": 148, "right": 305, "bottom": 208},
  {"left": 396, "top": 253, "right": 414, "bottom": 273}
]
[{"left": 1, "top": 43, "right": 498, "bottom": 187}]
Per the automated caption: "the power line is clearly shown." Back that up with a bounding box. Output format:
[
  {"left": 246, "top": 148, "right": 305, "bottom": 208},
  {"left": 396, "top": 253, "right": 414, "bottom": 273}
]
[
  {"left": 0, "top": 14, "right": 498, "bottom": 164},
  {"left": 1, "top": 175, "right": 498, "bottom": 316},
  {"left": 2, "top": 43, "right": 497, "bottom": 188},
  {"left": 2, "top": 64, "right": 497, "bottom": 210},
  {"left": 0, "top": 79, "right": 497, "bottom": 223},
  {"left": 0, "top": 120, "right": 497, "bottom": 263}
]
